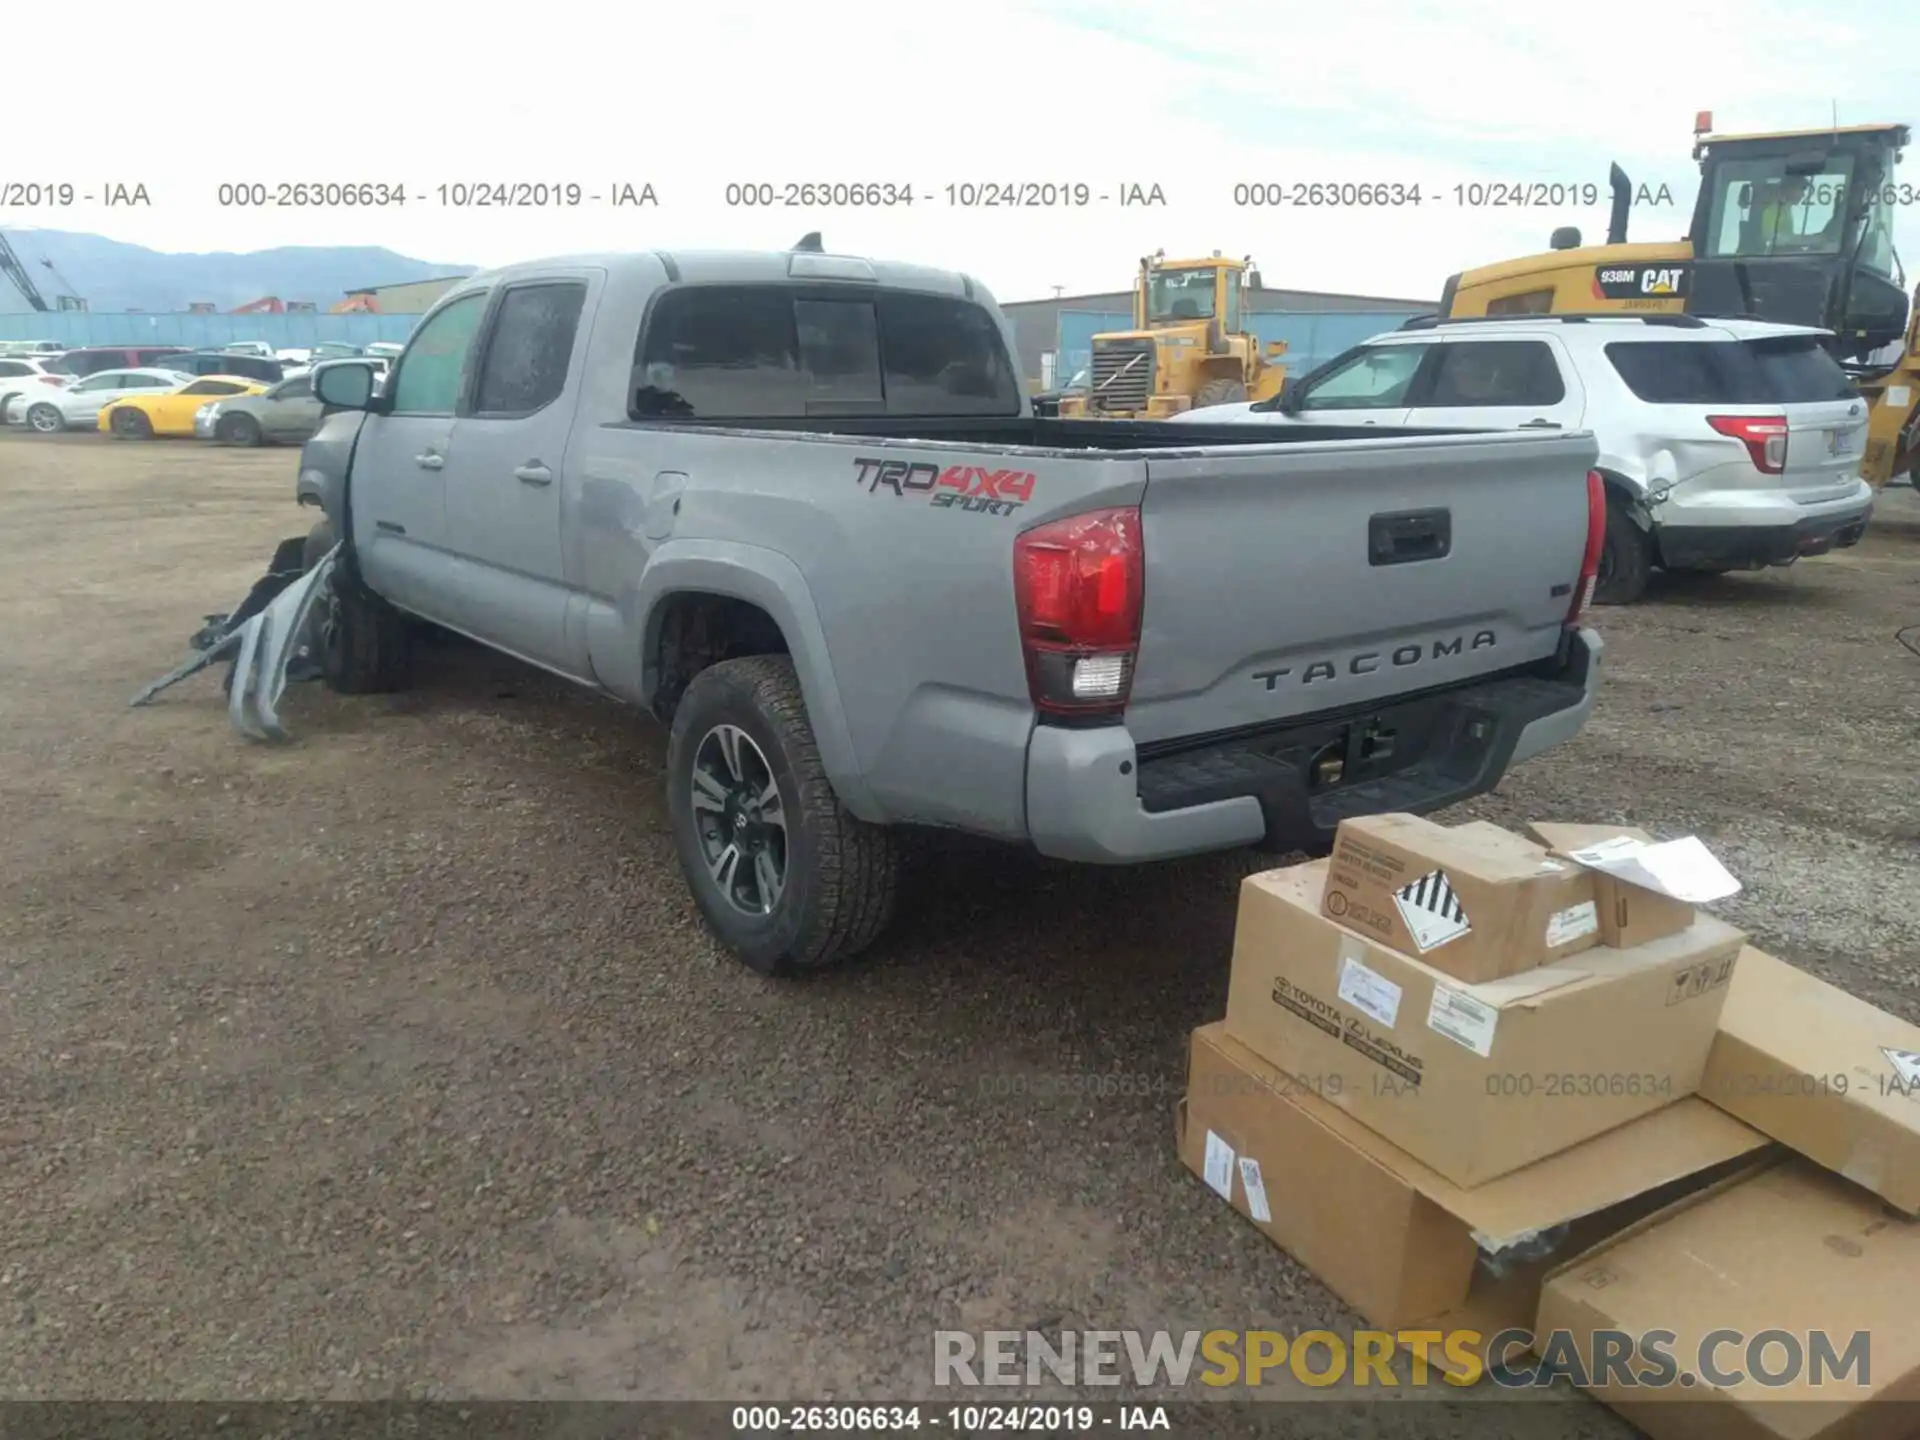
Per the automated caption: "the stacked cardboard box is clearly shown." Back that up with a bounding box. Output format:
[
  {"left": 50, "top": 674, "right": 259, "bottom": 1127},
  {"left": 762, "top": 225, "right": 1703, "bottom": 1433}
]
[{"left": 1179, "top": 811, "right": 1920, "bottom": 1435}]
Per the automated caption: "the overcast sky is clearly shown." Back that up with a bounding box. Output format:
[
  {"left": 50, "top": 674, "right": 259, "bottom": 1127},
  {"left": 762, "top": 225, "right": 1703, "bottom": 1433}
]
[{"left": 8, "top": 0, "right": 1918, "bottom": 304}]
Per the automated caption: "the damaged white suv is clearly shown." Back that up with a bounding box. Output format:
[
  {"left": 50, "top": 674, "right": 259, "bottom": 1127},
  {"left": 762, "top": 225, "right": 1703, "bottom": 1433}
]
[{"left": 1176, "top": 313, "right": 1875, "bottom": 604}]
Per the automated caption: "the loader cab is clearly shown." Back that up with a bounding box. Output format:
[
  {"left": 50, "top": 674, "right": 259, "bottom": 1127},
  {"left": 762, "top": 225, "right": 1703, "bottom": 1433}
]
[
  {"left": 1136, "top": 256, "right": 1251, "bottom": 336},
  {"left": 1686, "top": 125, "right": 1909, "bottom": 362}
]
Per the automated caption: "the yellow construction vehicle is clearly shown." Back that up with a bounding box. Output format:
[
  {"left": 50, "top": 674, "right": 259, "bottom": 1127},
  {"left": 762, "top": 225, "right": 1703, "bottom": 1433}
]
[
  {"left": 1057, "top": 251, "right": 1288, "bottom": 419},
  {"left": 1439, "top": 112, "right": 1919, "bottom": 488}
]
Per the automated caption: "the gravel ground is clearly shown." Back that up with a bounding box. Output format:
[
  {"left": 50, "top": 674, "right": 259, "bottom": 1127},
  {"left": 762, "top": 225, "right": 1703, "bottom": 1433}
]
[{"left": 1, "top": 429, "right": 1916, "bottom": 1425}]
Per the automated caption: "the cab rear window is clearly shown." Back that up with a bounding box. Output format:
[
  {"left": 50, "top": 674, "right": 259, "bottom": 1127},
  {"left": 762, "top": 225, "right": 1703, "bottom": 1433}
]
[
  {"left": 1604, "top": 337, "right": 1858, "bottom": 404},
  {"left": 631, "top": 284, "right": 1022, "bottom": 420}
]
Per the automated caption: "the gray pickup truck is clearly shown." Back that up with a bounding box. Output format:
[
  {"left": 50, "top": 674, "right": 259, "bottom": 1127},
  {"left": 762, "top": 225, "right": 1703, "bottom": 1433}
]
[{"left": 292, "top": 244, "right": 1607, "bottom": 976}]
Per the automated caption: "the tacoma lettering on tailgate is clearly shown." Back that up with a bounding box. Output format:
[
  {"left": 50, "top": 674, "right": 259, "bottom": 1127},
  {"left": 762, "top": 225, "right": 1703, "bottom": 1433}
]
[
  {"left": 852, "top": 457, "right": 1035, "bottom": 516},
  {"left": 1252, "top": 630, "right": 1497, "bottom": 689}
]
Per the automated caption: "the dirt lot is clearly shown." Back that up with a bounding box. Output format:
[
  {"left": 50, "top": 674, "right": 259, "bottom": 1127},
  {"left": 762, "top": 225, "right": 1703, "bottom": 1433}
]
[{"left": 2, "top": 429, "right": 1917, "bottom": 1417}]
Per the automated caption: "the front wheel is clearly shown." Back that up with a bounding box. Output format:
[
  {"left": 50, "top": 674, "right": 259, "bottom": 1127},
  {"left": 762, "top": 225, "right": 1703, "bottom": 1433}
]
[
  {"left": 1594, "top": 501, "right": 1653, "bottom": 605},
  {"left": 217, "top": 412, "right": 262, "bottom": 446},
  {"left": 316, "top": 558, "right": 411, "bottom": 695},
  {"left": 666, "top": 656, "right": 898, "bottom": 975},
  {"left": 109, "top": 407, "right": 152, "bottom": 439}
]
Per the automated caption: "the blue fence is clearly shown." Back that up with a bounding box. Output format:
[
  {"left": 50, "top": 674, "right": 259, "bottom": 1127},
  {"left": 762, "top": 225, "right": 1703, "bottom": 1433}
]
[
  {"left": 1053, "top": 308, "right": 1427, "bottom": 390},
  {"left": 0, "top": 312, "right": 418, "bottom": 347}
]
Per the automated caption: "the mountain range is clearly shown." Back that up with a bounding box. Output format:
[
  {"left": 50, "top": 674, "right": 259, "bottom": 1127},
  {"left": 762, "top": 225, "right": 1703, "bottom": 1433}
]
[{"left": 0, "top": 229, "right": 471, "bottom": 313}]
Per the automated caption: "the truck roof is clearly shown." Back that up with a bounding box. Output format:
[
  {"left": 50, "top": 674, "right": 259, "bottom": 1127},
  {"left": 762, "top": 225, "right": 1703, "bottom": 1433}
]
[{"left": 453, "top": 249, "right": 990, "bottom": 302}]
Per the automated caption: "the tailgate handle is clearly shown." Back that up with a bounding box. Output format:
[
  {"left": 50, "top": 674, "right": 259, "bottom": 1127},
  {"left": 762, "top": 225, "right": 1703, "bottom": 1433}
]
[{"left": 1369, "top": 508, "right": 1451, "bottom": 566}]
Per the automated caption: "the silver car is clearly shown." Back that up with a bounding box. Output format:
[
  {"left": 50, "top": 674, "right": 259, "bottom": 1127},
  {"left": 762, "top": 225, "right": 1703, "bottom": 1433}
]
[{"left": 198, "top": 358, "right": 388, "bottom": 445}]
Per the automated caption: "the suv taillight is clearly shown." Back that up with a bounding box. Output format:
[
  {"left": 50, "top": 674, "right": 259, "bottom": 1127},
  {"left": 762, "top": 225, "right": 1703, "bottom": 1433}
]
[
  {"left": 1569, "top": 470, "right": 1606, "bottom": 626},
  {"left": 1707, "top": 414, "right": 1788, "bottom": 474},
  {"left": 1013, "top": 506, "right": 1144, "bottom": 719}
]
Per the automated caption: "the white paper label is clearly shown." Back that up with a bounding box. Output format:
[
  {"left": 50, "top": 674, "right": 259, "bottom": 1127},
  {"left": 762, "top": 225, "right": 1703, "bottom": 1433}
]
[
  {"left": 1565, "top": 835, "right": 1740, "bottom": 904},
  {"left": 1546, "top": 901, "right": 1599, "bottom": 948},
  {"left": 1884, "top": 1048, "right": 1920, "bottom": 1087},
  {"left": 1203, "top": 1130, "right": 1236, "bottom": 1201},
  {"left": 1337, "top": 947, "right": 1403, "bottom": 1029},
  {"left": 1428, "top": 984, "right": 1499, "bottom": 1058},
  {"left": 1238, "top": 1157, "right": 1272, "bottom": 1223},
  {"left": 1393, "top": 869, "right": 1472, "bottom": 951},
  {"left": 1887, "top": 385, "right": 1912, "bottom": 408}
]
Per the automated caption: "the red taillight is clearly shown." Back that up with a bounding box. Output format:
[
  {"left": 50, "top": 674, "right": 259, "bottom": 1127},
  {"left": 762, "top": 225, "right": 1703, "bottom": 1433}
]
[
  {"left": 42, "top": 375, "right": 68, "bottom": 388},
  {"left": 1570, "top": 470, "right": 1606, "bottom": 625},
  {"left": 1012, "top": 506, "right": 1144, "bottom": 717},
  {"left": 1707, "top": 414, "right": 1787, "bottom": 474}
]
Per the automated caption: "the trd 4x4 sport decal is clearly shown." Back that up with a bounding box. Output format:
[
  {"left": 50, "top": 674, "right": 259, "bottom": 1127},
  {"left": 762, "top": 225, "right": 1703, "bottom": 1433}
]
[{"left": 852, "top": 457, "right": 1036, "bottom": 517}]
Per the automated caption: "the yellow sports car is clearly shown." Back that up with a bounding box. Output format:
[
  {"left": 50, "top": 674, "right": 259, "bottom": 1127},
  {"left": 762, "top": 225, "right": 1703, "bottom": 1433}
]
[{"left": 99, "top": 375, "right": 268, "bottom": 438}]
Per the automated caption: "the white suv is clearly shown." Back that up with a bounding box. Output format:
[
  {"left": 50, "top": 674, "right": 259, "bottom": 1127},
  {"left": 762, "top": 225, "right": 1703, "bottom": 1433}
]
[{"left": 1172, "top": 313, "right": 1875, "bottom": 604}]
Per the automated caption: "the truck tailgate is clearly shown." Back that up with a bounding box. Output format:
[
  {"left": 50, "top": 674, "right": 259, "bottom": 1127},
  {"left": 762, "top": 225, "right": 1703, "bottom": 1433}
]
[{"left": 1126, "top": 430, "right": 1598, "bottom": 746}]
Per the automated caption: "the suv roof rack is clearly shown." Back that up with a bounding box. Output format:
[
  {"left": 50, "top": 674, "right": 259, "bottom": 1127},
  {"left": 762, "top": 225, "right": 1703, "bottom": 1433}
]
[{"left": 1397, "top": 313, "right": 1709, "bottom": 331}]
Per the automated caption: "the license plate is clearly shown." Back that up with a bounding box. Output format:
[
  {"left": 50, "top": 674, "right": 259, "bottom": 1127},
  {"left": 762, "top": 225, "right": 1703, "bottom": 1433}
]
[{"left": 1829, "top": 428, "right": 1858, "bottom": 456}]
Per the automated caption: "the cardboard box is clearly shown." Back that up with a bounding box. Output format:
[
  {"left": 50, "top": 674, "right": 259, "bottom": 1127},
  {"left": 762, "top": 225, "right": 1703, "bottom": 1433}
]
[
  {"left": 1322, "top": 813, "right": 1602, "bottom": 982},
  {"left": 1699, "top": 947, "right": 1920, "bottom": 1216},
  {"left": 1536, "top": 1158, "right": 1920, "bottom": 1440},
  {"left": 1526, "top": 822, "right": 1697, "bottom": 949},
  {"left": 1228, "top": 860, "right": 1745, "bottom": 1186},
  {"left": 1178, "top": 1023, "right": 1772, "bottom": 1380}
]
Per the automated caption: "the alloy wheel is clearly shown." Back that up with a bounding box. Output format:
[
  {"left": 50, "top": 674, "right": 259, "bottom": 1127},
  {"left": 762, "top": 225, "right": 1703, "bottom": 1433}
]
[{"left": 690, "top": 723, "right": 788, "bottom": 916}]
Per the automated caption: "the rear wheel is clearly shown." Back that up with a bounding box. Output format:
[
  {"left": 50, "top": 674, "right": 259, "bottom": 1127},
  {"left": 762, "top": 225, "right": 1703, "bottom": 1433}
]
[
  {"left": 1594, "top": 500, "right": 1653, "bottom": 606},
  {"left": 1194, "top": 377, "right": 1249, "bottom": 409},
  {"left": 217, "top": 412, "right": 262, "bottom": 446},
  {"left": 666, "top": 656, "right": 898, "bottom": 976},
  {"left": 109, "top": 407, "right": 152, "bottom": 439},
  {"left": 27, "top": 403, "right": 64, "bottom": 434}
]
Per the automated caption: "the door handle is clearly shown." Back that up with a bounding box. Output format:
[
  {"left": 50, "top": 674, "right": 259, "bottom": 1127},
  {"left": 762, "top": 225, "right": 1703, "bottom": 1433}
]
[
  {"left": 1519, "top": 419, "right": 1561, "bottom": 429},
  {"left": 414, "top": 452, "right": 444, "bottom": 470},
  {"left": 514, "top": 463, "right": 553, "bottom": 486}
]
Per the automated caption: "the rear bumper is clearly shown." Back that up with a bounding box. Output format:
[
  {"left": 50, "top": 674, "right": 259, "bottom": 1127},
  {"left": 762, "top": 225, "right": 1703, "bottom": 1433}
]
[
  {"left": 1024, "top": 628, "right": 1602, "bottom": 864},
  {"left": 1656, "top": 496, "right": 1874, "bottom": 570}
]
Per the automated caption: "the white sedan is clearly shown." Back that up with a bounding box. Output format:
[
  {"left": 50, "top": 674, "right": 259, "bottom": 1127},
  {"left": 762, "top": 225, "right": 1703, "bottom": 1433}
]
[
  {"left": 10, "top": 368, "right": 195, "bottom": 432},
  {"left": 0, "top": 356, "right": 73, "bottom": 423}
]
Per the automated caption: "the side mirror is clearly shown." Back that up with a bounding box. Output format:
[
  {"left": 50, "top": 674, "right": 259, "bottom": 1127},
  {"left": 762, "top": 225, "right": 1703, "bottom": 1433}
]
[
  {"left": 1549, "top": 226, "right": 1582, "bottom": 250},
  {"left": 1737, "top": 182, "right": 1753, "bottom": 208},
  {"left": 314, "top": 360, "right": 377, "bottom": 411}
]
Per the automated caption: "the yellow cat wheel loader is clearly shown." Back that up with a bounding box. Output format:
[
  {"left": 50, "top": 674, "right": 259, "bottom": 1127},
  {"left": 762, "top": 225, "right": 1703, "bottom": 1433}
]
[
  {"left": 1438, "top": 114, "right": 1919, "bottom": 489},
  {"left": 1057, "top": 252, "right": 1289, "bottom": 419}
]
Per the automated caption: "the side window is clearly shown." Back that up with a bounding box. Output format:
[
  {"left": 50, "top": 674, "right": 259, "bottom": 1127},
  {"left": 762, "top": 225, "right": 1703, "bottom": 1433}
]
[
  {"left": 1422, "top": 341, "right": 1566, "bottom": 407},
  {"left": 186, "top": 380, "right": 247, "bottom": 396},
  {"left": 874, "top": 292, "right": 1022, "bottom": 415},
  {"left": 0, "top": 361, "right": 29, "bottom": 377},
  {"left": 471, "top": 282, "right": 588, "bottom": 416},
  {"left": 275, "top": 374, "right": 313, "bottom": 400},
  {"left": 1486, "top": 290, "right": 1556, "bottom": 316},
  {"left": 390, "top": 292, "right": 489, "bottom": 415},
  {"left": 74, "top": 373, "right": 120, "bottom": 393},
  {"left": 1296, "top": 344, "right": 1427, "bottom": 410},
  {"left": 1224, "top": 277, "right": 1242, "bottom": 335},
  {"left": 130, "top": 374, "right": 176, "bottom": 389}
]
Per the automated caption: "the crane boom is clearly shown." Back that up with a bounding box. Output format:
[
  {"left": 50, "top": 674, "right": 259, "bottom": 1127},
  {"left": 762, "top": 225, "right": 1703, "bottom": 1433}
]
[{"left": 0, "top": 231, "right": 51, "bottom": 312}]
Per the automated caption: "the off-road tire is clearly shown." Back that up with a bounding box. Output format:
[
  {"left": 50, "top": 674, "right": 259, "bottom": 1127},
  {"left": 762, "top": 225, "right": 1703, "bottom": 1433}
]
[
  {"left": 1594, "top": 500, "right": 1653, "bottom": 606},
  {"left": 109, "top": 407, "right": 152, "bottom": 439},
  {"left": 666, "top": 655, "right": 898, "bottom": 976},
  {"left": 1194, "top": 377, "right": 1249, "bottom": 409},
  {"left": 26, "top": 403, "right": 63, "bottom": 434},
  {"left": 301, "top": 518, "right": 337, "bottom": 572},
  {"left": 317, "top": 557, "right": 411, "bottom": 695},
  {"left": 218, "top": 412, "right": 262, "bottom": 446}
]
